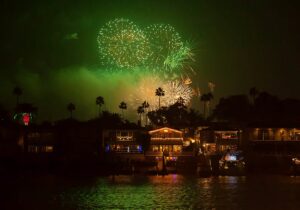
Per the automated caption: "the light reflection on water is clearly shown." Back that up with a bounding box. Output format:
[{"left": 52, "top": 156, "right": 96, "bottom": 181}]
[{"left": 3, "top": 174, "right": 300, "bottom": 209}]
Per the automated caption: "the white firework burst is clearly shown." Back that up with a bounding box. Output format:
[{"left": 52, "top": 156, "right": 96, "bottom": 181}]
[{"left": 129, "top": 75, "right": 194, "bottom": 111}]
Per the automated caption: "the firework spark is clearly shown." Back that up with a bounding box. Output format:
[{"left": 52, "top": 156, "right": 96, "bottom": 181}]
[
  {"left": 129, "top": 75, "right": 194, "bottom": 111},
  {"left": 208, "top": 82, "right": 216, "bottom": 92},
  {"left": 97, "top": 18, "right": 150, "bottom": 68},
  {"left": 145, "top": 24, "right": 193, "bottom": 74},
  {"left": 163, "top": 80, "right": 194, "bottom": 106}
]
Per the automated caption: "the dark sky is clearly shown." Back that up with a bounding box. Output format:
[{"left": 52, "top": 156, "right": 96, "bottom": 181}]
[{"left": 1, "top": 0, "right": 300, "bottom": 121}]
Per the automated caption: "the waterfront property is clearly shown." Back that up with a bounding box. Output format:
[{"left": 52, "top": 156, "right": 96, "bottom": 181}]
[
  {"left": 102, "top": 129, "right": 146, "bottom": 167},
  {"left": 102, "top": 129, "right": 144, "bottom": 154},
  {"left": 4, "top": 118, "right": 300, "bottom": 174},
  {"left": 146, "top": 127, "right": 183, "bottom": 157},
  {"left": 26, "top": 131, "right": 55, "bottom": 153},
  {"left": 145, "top": 127, "right": 196, "bottom": 172},
  {"left": 200, "top": 126, "right": 241, "bottom": 155},
  {"left": 247, "top": 126, "right": 300, "bottom": 141},
  {"left": 245, "top": 123, "right": 300, "bottom": 156}
]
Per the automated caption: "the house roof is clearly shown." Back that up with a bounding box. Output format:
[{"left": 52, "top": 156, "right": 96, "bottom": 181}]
[
  {"left": 247, "top": 121, "right": 300, "bottom": 128},
  {"left": 150, "top": 140, "right": 183, "bottom": 145},
  {"left": 149, "top": 127, "right": 183, "bottom": 134}
]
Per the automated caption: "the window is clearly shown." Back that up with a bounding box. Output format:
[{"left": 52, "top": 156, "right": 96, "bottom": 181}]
[{"left": 45, "top": 146, "right": 53, "bottom": 153}]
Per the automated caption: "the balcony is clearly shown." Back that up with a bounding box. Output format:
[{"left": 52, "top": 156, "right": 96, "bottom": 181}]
[{"left": 145, "top": 151, "right": 194, "bottom": 157}]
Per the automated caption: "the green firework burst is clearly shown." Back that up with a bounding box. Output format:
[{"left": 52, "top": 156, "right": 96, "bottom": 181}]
[
  {"left": 145, "top": 24, "right": 193, "bottom": 73},
  {"left": 97, "top": 18, "right": 150, "bottom": 69}
]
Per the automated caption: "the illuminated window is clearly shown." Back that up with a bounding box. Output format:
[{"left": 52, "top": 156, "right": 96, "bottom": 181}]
[
  {"left": 45, "top": 146, "right": 53, "bottom": 153},
  {"left": 28, "top": 145, "right": 38, "bottom": 153},
  {"left": 173, "top": 145, "right": 182, "bottom": 152},
  {"left": 152, "top": 145, "right": 159, "bottom": 152}
]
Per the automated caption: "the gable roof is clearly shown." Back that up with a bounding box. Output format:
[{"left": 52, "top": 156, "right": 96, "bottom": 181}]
[{"left": 149, "top": 127, "right": 182, "bottom": 134}]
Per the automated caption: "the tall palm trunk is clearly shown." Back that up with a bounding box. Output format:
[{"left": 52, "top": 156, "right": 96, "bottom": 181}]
[
  {"left": 158, "top": 97, "right": 161, "bottom": 109},
  {"left": 145, "top": 110, "right": 148, "bottom": 126},
  {"left": 140, "top": 114, "right": 142, "bottom": 125},
  {"left": 203, "top": 102, "right": 206, "bottom": 118}
]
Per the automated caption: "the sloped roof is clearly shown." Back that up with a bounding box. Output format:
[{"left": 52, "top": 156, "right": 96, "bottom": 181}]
[
  {"left": 149, "top": 127, "right": 182, "bottom": 134},
  {"left": 150, "top": 140, "right": 183, "bottom": 145}
]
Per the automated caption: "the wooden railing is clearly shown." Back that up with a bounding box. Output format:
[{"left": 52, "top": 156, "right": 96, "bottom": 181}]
[{"left": 145, "top": 151, "right": 194, "bottom": 156}]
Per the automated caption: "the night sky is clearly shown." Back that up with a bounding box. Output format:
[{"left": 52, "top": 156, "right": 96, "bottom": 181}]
[{"left": 1, "top": 0, "right": 300, "bottom": 121}]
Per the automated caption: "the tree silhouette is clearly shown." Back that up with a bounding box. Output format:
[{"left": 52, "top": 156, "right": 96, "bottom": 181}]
[
  {"left": 147, "top": 103, "right": 203, "bottom": 127},
  {"left": 254, "top": 92, "right": 281, "bottom": 122},
  {"left": 137, "top": 106, "right": 144, "bottom": 126},
  {"left": 177, "top": 97, "right": 185, "bottom": 120},
  {"left": 200, "top": 92, "right": 213, "bottom": 119},
  {"left": 206, "top": 92, "right": 214, "bottom": 116},
  {"left": 13, "top": 86, "right": 22, "bottom": 106},
  {"left": 119, "top": 101, "right": 127, "bottom": 118},
  {"left": 142, "top": 101, "right": 149, "bottom": 110},
  {"left": 67, "top": 103, "right": 75, "bottom": 119},
  {"left": 142, "top": 101, "right": 150, "bottom": 126},
  {"left": 249, "top": 87, "right": 259, "bottom": 104},
  {"left": 96, "top": 96, "right": 104, "bottom": 117},
  {"left": 213, "top": 95, "right": 251, "bottom": 122},
  {"left": 155, "top": 87, "right": 165, "bottom": 109},
  {"left": 147, "top": 107, "right": 167, "bottom": 126}
]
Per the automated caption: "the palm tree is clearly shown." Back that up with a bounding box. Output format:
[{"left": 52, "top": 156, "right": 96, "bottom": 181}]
[
  {"left": 137, "top": 106, "right": 144, "bottom": 126},
  {"left": 119, "top": 101, "right": 127, "bottom": 118},
  {"left": 67, "top": 103, "right": 75, "bottom": 119},
  {"left": 177, "top": 96, "right": 185, "bottom": 107},
  {"left": 142, "top": 101, "right": 150, "bottom": 126},
  {"left": 200, "top": 92, "right": 213, "bottom": 118},
  {"left": 142, "top": 101, "right": 149, "bottom": 110},
  {"left": 177, "top": 97, "right": 185, "bottom": 120},
  {"left": 96, "top": 96, "right": 104, "bottom": 117},
  {"left": 206, "top": 92, "right": 214, "bottom": 116},
  {"left": 249, "top": 87, "right": 259, "bottom": 104},
  {"left": 155, "top": 87, "right": 165, "bottom": 109},
  {"left": 13, "top": 86, "right": 22, "bottom": 105},
  {"left": 200, "top": 94, "right": 208, "bottom": 117}
]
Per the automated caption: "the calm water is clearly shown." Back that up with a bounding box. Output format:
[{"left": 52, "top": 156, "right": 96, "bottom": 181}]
[{"left": 3, "top": 173, "right": 300, "bottom": 209}]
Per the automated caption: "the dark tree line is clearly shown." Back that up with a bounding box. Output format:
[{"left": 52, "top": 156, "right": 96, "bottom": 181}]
[
  {"left": 212, "top": 88, "right": 300, "bottom": 123},
  {"left": 147, "top": 100, "right": 204, "bottom": 128}
]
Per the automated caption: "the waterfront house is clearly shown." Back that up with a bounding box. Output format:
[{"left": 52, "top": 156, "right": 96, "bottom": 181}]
[
  {"left": 103, "top": 129, "right": 144, "bottom": 154},
  {"left": 244, "top": 123, "right": 300, "bottom": 155},
  {"left": 102, "top": 129, "right": 146, "bottom": 164},
  {"left": 200, "top": 126, "right": 241, "bottom": 154},
  {"left": 146, "top": 127, "right": 195, "bottom": 158},
  {"left": 26, "top": 130, "right": 55, "bottom": 154},
  {"left": 146, "top": 127, "right": 183, "bottom": 156},
  {"left": 145, "top": 127, "right": 197, "bottom": 173}
]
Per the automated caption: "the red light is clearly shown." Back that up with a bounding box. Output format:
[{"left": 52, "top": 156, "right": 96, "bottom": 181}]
[{"left": 22, "top": 113, "right": 30, "bottom": 126}]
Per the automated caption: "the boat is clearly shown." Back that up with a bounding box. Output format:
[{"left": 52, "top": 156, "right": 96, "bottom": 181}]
[
  {"left": 291, "top": 157, "right": 300, "bottom": 175},
  {"left": 219, "top": 150, "right": 246, "bottom": 175}
]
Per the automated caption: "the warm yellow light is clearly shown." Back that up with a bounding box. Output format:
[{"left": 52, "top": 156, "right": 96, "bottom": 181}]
[
  {"left": 45, "top": 146, "right": 53, "bottom": 152},
  {"left": 164, "top": 129, "right": 168, "bottom": 133}
]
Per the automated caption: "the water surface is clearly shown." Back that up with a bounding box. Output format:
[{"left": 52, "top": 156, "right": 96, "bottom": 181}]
[{"left": 3, "top": 173, "right": 300, "bottom": 209}]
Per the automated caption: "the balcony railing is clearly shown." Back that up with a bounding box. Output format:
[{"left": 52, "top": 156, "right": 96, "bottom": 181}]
[
  {"left": 145, "top": 151, "right": 194, "bottom": 156},
  {"left": 251, "top": 139, "right": 300, "bottom": 142},
  {"left": 112, "top": 149, "right": 143, "bottom": 154}
]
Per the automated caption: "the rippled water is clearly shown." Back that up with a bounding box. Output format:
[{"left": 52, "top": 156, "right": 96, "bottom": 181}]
[{"left": 3, "top": 173, "right": 300, "bottom": 209}]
